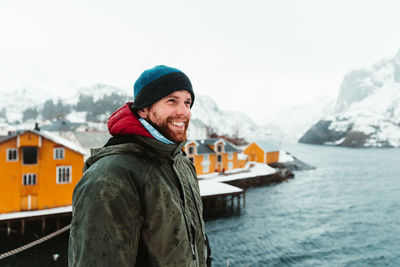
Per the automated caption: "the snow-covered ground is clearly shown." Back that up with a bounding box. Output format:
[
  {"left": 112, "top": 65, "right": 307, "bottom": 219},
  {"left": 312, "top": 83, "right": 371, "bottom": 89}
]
[
  {"left": 0, "top": 205, "right": 72, "bottom": 220},
  {"left": 199, "top": 181, "right": 243, "bottom": 197},
  {"left": 198, "top": 162, "right": 276, "bottom": 183},
  {"left": 279, "top": 150, "right": 295, "bottom": 162}
]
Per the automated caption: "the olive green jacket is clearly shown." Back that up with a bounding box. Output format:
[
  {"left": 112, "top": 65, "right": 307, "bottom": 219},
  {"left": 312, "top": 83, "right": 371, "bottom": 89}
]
[{"left": 68, "top": 135, "right": 208, "bottom": 266}]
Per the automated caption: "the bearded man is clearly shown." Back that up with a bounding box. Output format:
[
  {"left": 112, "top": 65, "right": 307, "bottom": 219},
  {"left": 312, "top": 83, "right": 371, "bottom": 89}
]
[{"left": 68, "top": 65, "right": 211, "bottom": 267}]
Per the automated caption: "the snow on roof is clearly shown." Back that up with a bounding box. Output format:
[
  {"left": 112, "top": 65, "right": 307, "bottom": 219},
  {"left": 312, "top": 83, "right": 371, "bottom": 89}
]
[
  {"left": 0, "top": 135, "right": 14, "bottom": 143},
  {"left": 198, "top": 162, "right": 276, "bottom": 183},
  {"left": 74, "top": 131, "right": 111, "bottom": 149},
  {"left": 199, "top": 180, "right": 243, "bottom": 197},
  {"left": 0, "top": 205, "right": 72, "bottom": 221},
  {"left": 34, "top": 130, "right": 87, "bottom": 155},
  {"left": 279, "top": 150, "right": 295, "bottom": 162},
  {"left": 253, "top": 140, "right": 279, "bottom": 152}
]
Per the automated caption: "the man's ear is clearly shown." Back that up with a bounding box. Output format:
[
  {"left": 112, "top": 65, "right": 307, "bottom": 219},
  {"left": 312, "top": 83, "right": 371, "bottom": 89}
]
[{"left": 137, "top": 107, "right": 149, "bottom": 119}]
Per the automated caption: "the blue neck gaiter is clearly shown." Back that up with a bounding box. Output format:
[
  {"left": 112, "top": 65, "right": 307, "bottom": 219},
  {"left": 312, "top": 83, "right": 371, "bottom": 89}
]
[{"left": 138, "top": 118, "right": 175, "bottom": 145}]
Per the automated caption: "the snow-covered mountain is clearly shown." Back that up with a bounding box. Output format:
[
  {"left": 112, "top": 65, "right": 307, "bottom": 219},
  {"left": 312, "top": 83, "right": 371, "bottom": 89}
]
[{"left": 300, "top": 49, "right": 400, "bottom": 148}]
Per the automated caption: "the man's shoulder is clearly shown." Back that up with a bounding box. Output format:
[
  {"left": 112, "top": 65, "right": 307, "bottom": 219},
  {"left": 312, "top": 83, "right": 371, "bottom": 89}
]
[{"left": 78, "top": 149, "right": 153, "bottom": 192}]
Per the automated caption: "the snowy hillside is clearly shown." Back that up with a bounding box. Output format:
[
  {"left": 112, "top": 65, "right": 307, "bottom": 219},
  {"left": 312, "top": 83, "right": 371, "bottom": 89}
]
[
  {"left": 0, "top": 84, "right": 271, "bottom": 141},
  {"left": 0, "top": 87, "right": 52, "bottom": 123},
  {"left": 71, "top": 83, "right": 131, "bottom": 103},
  {"left": 300, "top": 49, "right": 400, "bottom": 148},
  {"left": 191, "top": 95, "right": 271, "bottom": 139}
]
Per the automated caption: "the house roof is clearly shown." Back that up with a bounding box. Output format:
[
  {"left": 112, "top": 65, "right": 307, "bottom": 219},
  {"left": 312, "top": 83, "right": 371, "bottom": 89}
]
[
  {"left": 0, "top": 135, "right": 15, "bottom": 143},
  {"left": 251, "top": 140, "right": 279, "bottom": 152},
  {"left": 224, "top": 142, "right": 240, "bottom": 153},
  {"left": 197, "top": 144, "right": 215, "bottom": 154},
  {"left": 40, "top": 120, "right": 88, "bottom": 132},
  {"left": 189, "top": 138, "right": 240, "bottom": 154},
  {"left": 0, "top": 130, "right": 87, "bottom": 155},
  {"left": 74, "top": 131, "right": 111, "bottom": 149}
]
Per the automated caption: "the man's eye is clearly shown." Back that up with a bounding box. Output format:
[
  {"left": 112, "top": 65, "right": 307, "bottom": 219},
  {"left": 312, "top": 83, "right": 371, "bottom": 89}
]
[
  {"left": 167, "top": 99, "right": 176, "bottom": 103},
  {"left": 185, "top": 101, "right": 191, "bottom": 106}
]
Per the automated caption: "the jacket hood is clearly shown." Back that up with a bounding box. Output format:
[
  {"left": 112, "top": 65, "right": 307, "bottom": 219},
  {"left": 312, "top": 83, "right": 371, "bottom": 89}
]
[{"left": 107, "top": 102, "right": 153, "bottom": 138}]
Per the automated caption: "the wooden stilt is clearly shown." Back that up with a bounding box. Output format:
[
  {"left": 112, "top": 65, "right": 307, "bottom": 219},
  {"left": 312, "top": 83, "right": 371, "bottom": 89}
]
[
  {"left": 7, "top": 222, "right": 11, "bottom": 236},
  {"left": 21, "top": 219, "right": 25, "bottom": 236},
  {"left": 41, "top": 217, "right": 46, "bottom": 234}
]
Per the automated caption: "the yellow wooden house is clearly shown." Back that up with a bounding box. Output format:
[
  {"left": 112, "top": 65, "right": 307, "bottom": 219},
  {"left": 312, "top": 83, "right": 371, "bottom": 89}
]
[
  {"left": 0, "top": 130, "right": 86, "bottom": 214},
  {"left": 243, "top": 141, "right": 280, "bottom": 164},
  {"left": 183, "top": 138, "right": 240, "bottom": 175}
]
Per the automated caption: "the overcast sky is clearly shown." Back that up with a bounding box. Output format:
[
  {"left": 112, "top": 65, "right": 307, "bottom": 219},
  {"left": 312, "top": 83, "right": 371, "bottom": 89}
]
[{"left": 1, "top": 0, "right": 400, "bottom": 123}]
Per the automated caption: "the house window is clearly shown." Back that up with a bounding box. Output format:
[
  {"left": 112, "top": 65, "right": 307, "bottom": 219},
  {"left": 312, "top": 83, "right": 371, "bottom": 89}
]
[
  {"left": 203, "top": 164, "right": 209, "bottom": 173},
  {"left": 57, "top": 166, "right": 72, "bottom": 184},
  {"left": 188, "top": 157, "right": 194, "bottom": 163},
  {"left": 228, "top": 152, "right": 233, "bottom": 160},
  {"left": 217, "top": 154, "right": 222, "bottom": 163},
  {"left": 228, "top": 162, "right": 233, "bottom": 170},
  {"left": 7, "top": 148, "right": 18, "bottom": 161},
  {"left": 54, "top": 148, "right": 65, "bottom": 159},
  {"left": 203, "top": 154, "right": 209, "bottom": 161},
  {"left": 188, "top": 146, "right": 194, "bottom": 154},
  {"left": 23, "top": 173, "right": 37, "bottom": 185},
  {"left": 22, "top": 147, "right": 38, "bottom": 165},
  {"left": 217, "top": 144, "right": 223, "bottom": 152}
]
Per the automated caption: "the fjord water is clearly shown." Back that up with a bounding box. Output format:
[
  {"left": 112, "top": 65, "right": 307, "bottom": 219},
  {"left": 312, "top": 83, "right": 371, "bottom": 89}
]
[{"left": 206, "top": 143, "right": 400, "bottom": 266}]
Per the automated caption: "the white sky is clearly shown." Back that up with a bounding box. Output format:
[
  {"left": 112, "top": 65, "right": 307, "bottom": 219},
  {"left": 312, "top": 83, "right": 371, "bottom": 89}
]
[{"left": 1, "top": 0, "right": 400, "bottom": 123}]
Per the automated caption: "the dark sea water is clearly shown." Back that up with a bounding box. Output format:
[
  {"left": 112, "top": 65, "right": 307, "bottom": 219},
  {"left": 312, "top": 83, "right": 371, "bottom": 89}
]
[
  {"left": 1, "top": 143, "right": 400, "bottom": 266},
  {"left": 206, "top": 143, "right": 400, "bottom": 266}
]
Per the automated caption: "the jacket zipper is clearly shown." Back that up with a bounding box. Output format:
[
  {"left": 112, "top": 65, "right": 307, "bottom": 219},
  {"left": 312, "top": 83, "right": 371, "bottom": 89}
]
[{"left": 182, "top": 206, "right": 196, "bottom": 260}]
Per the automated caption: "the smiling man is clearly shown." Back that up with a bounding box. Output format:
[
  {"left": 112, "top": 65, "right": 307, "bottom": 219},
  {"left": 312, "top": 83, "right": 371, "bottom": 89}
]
[{"left": 69, "top": 66, "right": 211, "bottom": 267}]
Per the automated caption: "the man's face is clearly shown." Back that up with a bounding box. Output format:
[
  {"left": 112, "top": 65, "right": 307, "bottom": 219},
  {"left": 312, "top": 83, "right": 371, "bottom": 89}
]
[{"left": 138, "top": 90, "right": 192, "bottom": 143}]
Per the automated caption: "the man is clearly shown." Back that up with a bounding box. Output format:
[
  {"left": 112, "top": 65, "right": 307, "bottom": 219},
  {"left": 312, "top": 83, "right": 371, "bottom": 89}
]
[{"left": 68, "top": 65, "right": 211, "bottom": 266}]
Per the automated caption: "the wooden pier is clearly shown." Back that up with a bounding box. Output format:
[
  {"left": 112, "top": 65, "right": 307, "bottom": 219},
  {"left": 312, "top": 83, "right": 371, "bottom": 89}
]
[
  {"left": 199, "top": 180, "right": 246, "bottom": 217},
  {"left": 0, "top": 206, "right": 72, "bottom": 237}
]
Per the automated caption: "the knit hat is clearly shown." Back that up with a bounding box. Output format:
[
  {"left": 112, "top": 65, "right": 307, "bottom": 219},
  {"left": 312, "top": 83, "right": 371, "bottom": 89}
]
[{"left": 131, "top": 65, "right": 195, "bottom": 110}]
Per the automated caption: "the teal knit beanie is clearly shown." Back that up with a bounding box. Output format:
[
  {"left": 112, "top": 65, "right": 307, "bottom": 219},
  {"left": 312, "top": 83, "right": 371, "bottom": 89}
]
[{"left": 131, "top": 65, "right": 195, "bottom": 110}]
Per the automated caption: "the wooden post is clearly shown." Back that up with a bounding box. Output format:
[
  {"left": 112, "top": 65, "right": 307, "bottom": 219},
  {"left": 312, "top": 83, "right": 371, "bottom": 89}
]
[
  {"left": 21, "top": 219, "right": 25, "bottom": 236},
  {"left": 41, "top": 217, "right": 46, "bottom": 234},
  {"left": 7, "top": 221, "right": 11, "bottom": 236},
  {"left": 243, "top": 191, "right": 246, "bottom": 208}
]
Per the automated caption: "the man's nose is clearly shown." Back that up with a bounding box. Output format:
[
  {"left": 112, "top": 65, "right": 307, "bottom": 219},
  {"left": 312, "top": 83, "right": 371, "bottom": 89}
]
[{"left": 175, "top": 102, "right": 190, "bottom": 116}]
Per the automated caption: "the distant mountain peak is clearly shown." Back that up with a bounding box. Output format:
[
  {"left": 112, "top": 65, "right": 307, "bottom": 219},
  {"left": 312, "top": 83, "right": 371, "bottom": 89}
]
[{"left": 301, "top": 49, "right": 400, "bottom": 148}]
